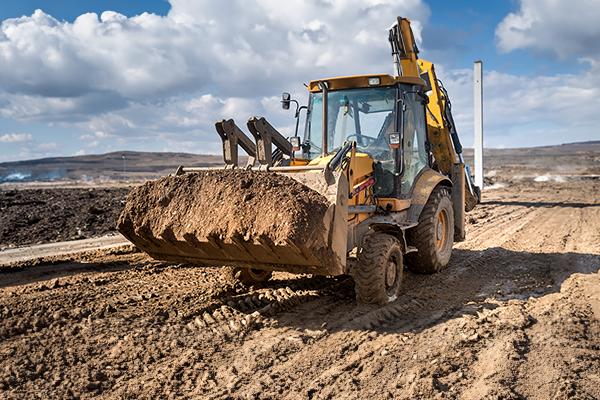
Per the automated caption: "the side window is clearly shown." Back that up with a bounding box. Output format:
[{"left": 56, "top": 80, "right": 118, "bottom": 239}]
[{"left": 401, "top": 91, "right": 428, "bottom": 197}]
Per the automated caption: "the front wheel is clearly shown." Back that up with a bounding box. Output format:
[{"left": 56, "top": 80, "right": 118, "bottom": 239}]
[
  {"left": 352, "top": 233, "right": 403, "bottom": 305},
  {"left": 406, "top": 187, "right": 454, "bottom": 274}
]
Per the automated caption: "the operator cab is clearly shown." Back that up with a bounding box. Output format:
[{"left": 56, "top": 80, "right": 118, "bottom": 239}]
[{"left": 302, "top": 74, "right": 429, "bottom": 199}]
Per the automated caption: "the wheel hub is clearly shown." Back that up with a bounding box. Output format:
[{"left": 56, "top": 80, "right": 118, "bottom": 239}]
[
  {"left": 436, "top": 209, "right": 449, "bottom": 250},
  {"left": 386, "top": 258, "right": 397, "bottom": 287}
]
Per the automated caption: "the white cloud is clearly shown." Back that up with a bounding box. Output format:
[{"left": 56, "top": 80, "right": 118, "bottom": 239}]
[
  {"left": 478, "top": 0, "right": 600, "bottom": 148},
  {"left": 1, "top": 0, "right": 598, "bottom": 158},
  {"left": 0, "top": 91, "right": 127, "bottom": 123},
  {"left": 0, "top": 0, "right": 430, "bottom": 149},
  {"left": 437, "top": 66, "right": 600, "bottom": 148},
  {"left": 0, "top": 133, "right": 34, "bottom": 143},
  {"left": 70, "top": 94, "right": 270, "bottom": 154},
  {"left": 78, "top": 131, "right": 113, "bottom": 141},
  {"left": 0, "top": 132, "right": 63, "bottom": 160},
  {"left": 0, "top": 1, "right": 429, "bottom": 102},
  {"left": 496, "top": 0, "right": 600, "bottom": 60},
  {"left": 36, "top": 142, "right": 59, "bottom": 150},
  {"left": 0, "top": 10, "right": 205, "bottom": 99},
  {"left": 74, "top": 149, "right": 86, "bottom": 156},
  {"left": 16, "top": 141, "right": 61, "bottom": 160}
]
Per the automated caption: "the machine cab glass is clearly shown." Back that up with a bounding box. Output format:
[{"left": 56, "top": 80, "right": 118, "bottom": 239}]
[{"left": 303, "top": 83, "right": 428, "bottom": 198}]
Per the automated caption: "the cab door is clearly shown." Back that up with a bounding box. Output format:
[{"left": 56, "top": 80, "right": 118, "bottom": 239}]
[{"left": 400, "top": 85, "right": 429, "bottom": 197}]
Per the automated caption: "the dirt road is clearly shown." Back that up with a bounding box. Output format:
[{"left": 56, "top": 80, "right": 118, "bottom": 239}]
[
  {"left": 1, "top": 177, "right": 599, "bottom": 399},
  {"left": 0, "top": 234, "right": 130, "bottom": 264}
]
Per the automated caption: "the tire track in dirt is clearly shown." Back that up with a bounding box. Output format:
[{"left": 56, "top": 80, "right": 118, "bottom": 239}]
[
  {"left": 190, "top": 246, "right": 508, "bottom": 360},
  {"left": 189, "top": 248, "right": 506, "bottom": 342},
  {"left": 208, "top": 181, "right": 600, "bottom": 398},
  {"left": 458, "top": 182, "right": 600, "bottom": 255},
  {"left": 27, "top": 183, "right": 590, "bottom": 351},
  {"left": 2, "top": 181, "right": 600, "bottom": 399},
  {"left": 499, "top": 200, "right": 600, "bottom": 255},
  {"left": 192, "top": 247, "right": 599, "bottom": 398},
  {"left": 186, "top": 278, "right": 354, "bottom": 340},
  {"left": 458, "top": 204, "right": 542, "bottom": 250},
  {"left": 341, "top": 248, "right": 505, "bottom": 331}
]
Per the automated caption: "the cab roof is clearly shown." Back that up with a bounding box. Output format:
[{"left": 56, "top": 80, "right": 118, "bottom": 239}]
[{"left": 307, "top": 74, "right": 426, "bottom": 92}]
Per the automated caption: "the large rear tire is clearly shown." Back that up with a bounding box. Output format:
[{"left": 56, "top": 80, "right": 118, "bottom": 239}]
[
  {"left": 230, "top": 267, "right": 272, "bottom": 286},
  {"left": 352, "top": 233, "right": 403, "bottom": 305},
  {"left": 406, "top": 187, "right": 454, "bottom": 274}
]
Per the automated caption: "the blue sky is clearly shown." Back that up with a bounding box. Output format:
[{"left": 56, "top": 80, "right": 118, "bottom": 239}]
[{"left": 0, "top": 0, "right": 599, "bottom": 162}]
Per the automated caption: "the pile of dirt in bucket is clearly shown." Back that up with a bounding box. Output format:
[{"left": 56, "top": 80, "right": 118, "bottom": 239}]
[{"left": 118, "top": 170, "right": 330, "bottom": 249}]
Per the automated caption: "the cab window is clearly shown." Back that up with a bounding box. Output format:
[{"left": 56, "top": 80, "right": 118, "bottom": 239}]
[{"left": 400, "top": 87, "right": 428, "bottom": 197}]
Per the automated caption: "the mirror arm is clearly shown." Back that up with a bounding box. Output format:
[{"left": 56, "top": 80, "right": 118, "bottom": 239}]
[
  {"left": 293, "top": 105, "right": 308, "bottom": 139},
  {"left": 295, "top": 105, "right": 307, "bottom": 119},
  {"left": 288, "top": 99, "right": 300, "bottom": 118}
]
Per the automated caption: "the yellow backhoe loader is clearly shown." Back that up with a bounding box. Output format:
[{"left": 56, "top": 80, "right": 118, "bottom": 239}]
[{"left": 118, "top": 16, "right": 479, "bottom": 305}]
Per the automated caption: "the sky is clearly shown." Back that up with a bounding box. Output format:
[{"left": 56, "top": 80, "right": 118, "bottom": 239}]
[{"left": 0, "top": 0, "right": 599, "bottom": 162}]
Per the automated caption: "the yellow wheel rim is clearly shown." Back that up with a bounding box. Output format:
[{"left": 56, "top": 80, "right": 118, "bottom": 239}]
[{"left": 436, "top": 209, "right": 449, "bottom": 251}]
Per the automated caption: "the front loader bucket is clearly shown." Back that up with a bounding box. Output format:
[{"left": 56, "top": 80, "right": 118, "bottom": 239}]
[{"left": 117, "top": 169, "right": 348, "bottom": 276}]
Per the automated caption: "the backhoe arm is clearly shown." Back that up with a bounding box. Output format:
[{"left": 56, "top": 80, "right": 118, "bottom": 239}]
[
  {"left": 389, "top": 16, "right": 420, "bottom": 78},
  {"left": 389, "top": 16, "right": 479, "bottom": 211}
]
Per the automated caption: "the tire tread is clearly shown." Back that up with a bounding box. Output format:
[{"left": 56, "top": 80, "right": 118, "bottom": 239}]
[
  {"left": 406, "top": 187, "right": 454, "bottom": 274},
  {"left": 353, "top": 233, "right": 403, "bottom": 305}
]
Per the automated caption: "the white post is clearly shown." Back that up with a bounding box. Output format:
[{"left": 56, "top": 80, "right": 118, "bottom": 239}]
[{"left": 474, "top": 61, "right": 484, "bottom": 189}]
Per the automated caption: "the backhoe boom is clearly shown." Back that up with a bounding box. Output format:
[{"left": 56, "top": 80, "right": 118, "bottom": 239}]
[{"left": 390, "top": 17, "right": 479, "bottom": 212}]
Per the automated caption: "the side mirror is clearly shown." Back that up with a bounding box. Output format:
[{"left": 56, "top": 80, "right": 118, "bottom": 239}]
[{"left": 281, "top": 92, "right": 291, "bottom": 110}]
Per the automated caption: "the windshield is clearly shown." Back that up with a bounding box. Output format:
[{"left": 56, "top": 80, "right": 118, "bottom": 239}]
[{"left": 304, "top": 86, "right": 396, "bottom": 161}]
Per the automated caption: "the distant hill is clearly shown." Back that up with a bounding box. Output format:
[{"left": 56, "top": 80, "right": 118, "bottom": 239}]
[
  {"left": 1, "top": 141, "right": 599, "bottom": 185},
  {"left": 462, "top": 140, "right": 600, "bottom": 168},
  {"left": 0, "top": 151, "right": 229, "bottom": 184}
]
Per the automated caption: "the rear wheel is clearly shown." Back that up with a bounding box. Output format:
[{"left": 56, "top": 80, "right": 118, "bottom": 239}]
[
  {"left": 406, "top": 187, "right": 454, "bottom": 274},
  {"left": 352, "top": 233, "right": 403, "bottom": 305},
  {"left": 474, "top": 185, "right": 482, "bottom": 204},
  {"left": 231, "top": 267, "right": 272, "bottom": 286}
]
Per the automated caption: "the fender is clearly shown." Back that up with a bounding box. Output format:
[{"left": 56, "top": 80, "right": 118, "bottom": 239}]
[{"left": 407, "top": 169, "right": 452, "bottom": 223}]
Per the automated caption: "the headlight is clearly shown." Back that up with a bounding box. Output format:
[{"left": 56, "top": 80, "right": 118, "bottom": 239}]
[
  {"left": 388, "top": 132, "right": 400, "bottom": 149},
  {"left": 367, "top": 77, "right": 381, "bottom": 85},
  {"left": 290, "top": 136, "right": 301, "bottom": 152}
]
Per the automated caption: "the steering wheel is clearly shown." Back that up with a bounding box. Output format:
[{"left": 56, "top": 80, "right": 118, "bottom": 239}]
[{"left": 346, "top": 134, "right": 377, "bottom": 148}]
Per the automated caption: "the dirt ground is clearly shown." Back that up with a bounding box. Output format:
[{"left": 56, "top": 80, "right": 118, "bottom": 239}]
[
  {"left": 0, "top": 187, "right": 131, "bottom": 247},
  {"left": 1, "top": 171, "right": 599, "bottom": 399}
]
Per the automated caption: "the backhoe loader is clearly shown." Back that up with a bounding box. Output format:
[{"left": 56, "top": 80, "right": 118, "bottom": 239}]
[{"left": 118, "top": 16, "right": 479, "bottom": 305}]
